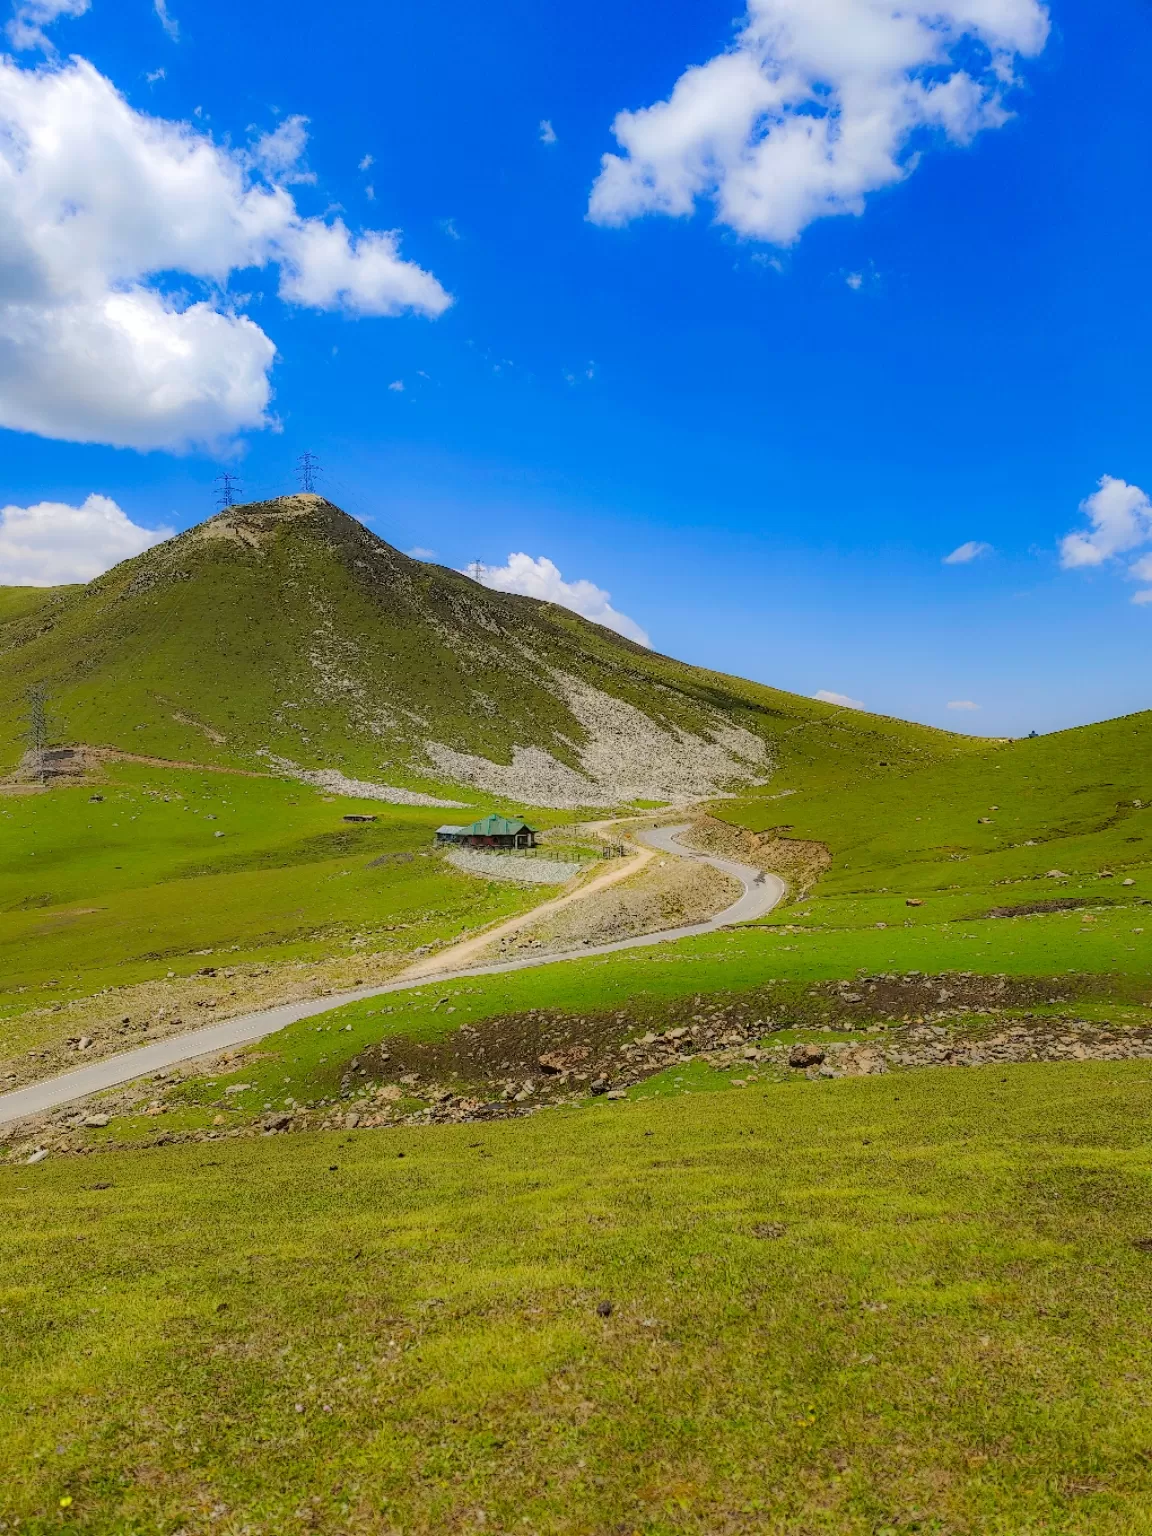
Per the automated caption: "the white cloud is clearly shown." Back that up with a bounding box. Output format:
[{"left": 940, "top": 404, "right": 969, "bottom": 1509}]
[
  {"left": 814, "top": 689, "right": 864, "bottom": 708},
  {"left": 944, "top": 539, "right": 992, "bottom": 564},
  {"left": 465, "top": 553, "right": 650, "bottom": 646},
  {"left": 845, "top": 271, "right": 863, "bottom": 290},
  {"left": 0, "top": 55, "right": 451, "bottom": 451},
  {"left": 6, "top": 0, "right": 87, "bottom": 51},
  {"left": 539, "top": 119, "right": 557, "bottom": 144},
  {"left": 946, "top": 699, "right": 980, "bottom": 710},
  {"left": 1059, "top": 475, "right": 1152, "bottom": 569},
  {"left": 276, "top": 219, "right": 449, "bottom": 317},
  {"left": 589, "top": 0, "right": 1049, "bottom": 245},
  {"left": 407, "top": 546, "right": 437, "bottom": 560},
  {"left": 153, "top": 0, "right": 179, "bottom": 41},
  {"left": 1129, "top": 553, "right": 1152, "bottom": 606},
  {"left": 146, "top": 67, "right": 166, "bottom": 84},
  {"left": 358, "top": 153, "right": 374, "bottom": 171},
  {"left": 251, "top": 114, "right": 315, "bottom": 184},
  {"left": 0, "top": 494, "right": 173, "bottom": 585},
  {"left": 388, "top": 380, "right": 404, "bottom": 392}
]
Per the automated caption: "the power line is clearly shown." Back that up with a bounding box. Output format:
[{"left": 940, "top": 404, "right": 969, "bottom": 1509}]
[
  {"left": 296, "top": 451, "right": 321, "bottom": 494},
  {"left": 215, "top": 471, "right": 242, "bottom": 509}
]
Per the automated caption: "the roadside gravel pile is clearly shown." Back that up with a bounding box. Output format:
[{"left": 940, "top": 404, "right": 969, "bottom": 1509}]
[{"left": 445, "top": 849, "right": 586, "bottom": 884}]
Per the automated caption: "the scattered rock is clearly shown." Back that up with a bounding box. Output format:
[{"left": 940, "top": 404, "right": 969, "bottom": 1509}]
[
  {"left": 83, "top": 1114, "right": 110, "bottom": 1128},
  {"left": 590, "top": 1075, "right": 610, "bottom": 1095},
  {"left": 596, "top": 1300, "right": 613, "bottom": 1317},
  {"left": 788, "top": 1043, "right": 825, "bottom": 1069},
  {"left": 905, "top": 898, "right": 923, "bottom": 907},
  {"left": 26, "top": 1149, "right": 48, "bottom": 1165}
]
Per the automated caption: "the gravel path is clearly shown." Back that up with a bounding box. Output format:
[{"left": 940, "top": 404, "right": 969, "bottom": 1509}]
[{"left": 0, "top": 826, "right": 784, "bottom": 1126}]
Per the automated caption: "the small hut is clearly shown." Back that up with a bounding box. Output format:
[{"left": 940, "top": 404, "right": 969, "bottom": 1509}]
[{"left": 436, "top": 815, "right": 538, "bottom": 850}]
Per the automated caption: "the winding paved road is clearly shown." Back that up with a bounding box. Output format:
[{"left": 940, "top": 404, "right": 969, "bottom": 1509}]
[{"left": 0, "top": 826, "right": 785, "bottom": 1127}]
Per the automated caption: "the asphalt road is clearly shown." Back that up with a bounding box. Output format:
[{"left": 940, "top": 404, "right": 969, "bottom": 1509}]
[{"left": 0, "top": 825, "right": 785, "bottom": 1127}]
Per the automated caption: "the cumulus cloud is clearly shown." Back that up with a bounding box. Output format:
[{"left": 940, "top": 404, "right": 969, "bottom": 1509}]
[
  {"left": 1059, "top": 476, "right": 1152, "bottom": 569},
  {"left": 406, "top": 546, "right": 437, "bottom": 560},
  {"left": 947, "top": 699, "right": 980, "bottom": 710},
  {"left": 0, "top": 494, "right": 172, "bottom": 585},
  {"left": 6, "top": 0, "right": 88, "bottom": 51},
  {"left": 589, "top": 0, "right": 1049, "bottom": 245},
  {"left": 465, "top": 553, "right": 650, "bottom": 646},
  {"left": 0, "top": 55, "right": 450, "bottom": 451},
  {"left": 814, "top": 689, "right": 864, "bottom": 709},
  {"left": 539, "top": 119, "right": 557, "bottom": 144},
  {"left": 944, "top": 540, "right": 992, "bottom": 564}
]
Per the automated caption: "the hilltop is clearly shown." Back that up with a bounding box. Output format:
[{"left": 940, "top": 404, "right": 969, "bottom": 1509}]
[{"left": 0, "top": 495, "right": 981, "bottom": 807}]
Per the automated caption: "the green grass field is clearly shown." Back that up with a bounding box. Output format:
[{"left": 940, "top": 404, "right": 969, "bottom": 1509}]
[
  {"left": 717, "top": 709, "right": 1152, "bottom": 934},
  {"left": 43, "top": 893, "right": 1144, "bottom": 1146},
  {"left": 8, "top": 1062, "right": 1152, "bottom": 1534},
  {"left": 0, "top": 761, "right": 549, "bottom": 1023}
]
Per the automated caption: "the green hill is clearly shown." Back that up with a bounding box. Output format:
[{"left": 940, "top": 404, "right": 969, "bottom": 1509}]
[
  {"left": 714, "top": 707, "right": 1152, "bottom": 934},
  {"left": 0, "top": 494, "right": 980, "bottom": 806}
]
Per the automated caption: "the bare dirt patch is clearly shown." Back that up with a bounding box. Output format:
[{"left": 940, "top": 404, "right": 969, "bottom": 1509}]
[
  {"left": 0, "top": 947, "right": 430, "bottom": 1091},
  {"left": 681, "top": 814, "right": 831, "bottom": 895},
  {"left": 470, "top": 854, "right": 740, "bottom": 962},
  {"left": 986, "top": 898, "right": 1094, "bottom": 918}
]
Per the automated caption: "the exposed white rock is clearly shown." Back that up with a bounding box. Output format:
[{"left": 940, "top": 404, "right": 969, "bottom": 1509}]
[
  {"left": 260, "top": 754, "right": 465, "bottom": 808},
  {"left": 424, "top": 672, "right": 771, "bottom": 808}
]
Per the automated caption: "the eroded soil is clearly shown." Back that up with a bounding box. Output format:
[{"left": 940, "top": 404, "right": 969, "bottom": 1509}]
[{"left": 7, "top": 969, "right": 1151, "bottom": 1161}]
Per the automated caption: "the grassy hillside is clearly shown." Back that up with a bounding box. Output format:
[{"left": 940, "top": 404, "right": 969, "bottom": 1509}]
[
  {"left": 7, "top": 1063, "right": 1152, "bottom": 1533},
  {"left": 0, "top": 495, "right": 979, "bottom": 803},
  {"left": 0, "top": 585, "right": 73, "bottom": 627},
  {"left": 714, "top": 708, "right": 1152, "bottom": 931}
]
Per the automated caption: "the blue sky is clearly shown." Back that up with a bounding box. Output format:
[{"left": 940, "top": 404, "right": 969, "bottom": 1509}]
[{"left": 1, "top": 0, "right": 1150, "bottom": 738}]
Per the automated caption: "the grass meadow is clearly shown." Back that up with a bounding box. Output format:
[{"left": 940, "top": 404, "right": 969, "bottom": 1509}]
[
  {"left": 0, "top": 763, "right": 556, "bottom": 1024},
  {"left": 4, "top": 713, "right": 1152, "bottom": 1533},
  {"left": 7, "top": 1063, "right": 1152, "bottom": 1534}
]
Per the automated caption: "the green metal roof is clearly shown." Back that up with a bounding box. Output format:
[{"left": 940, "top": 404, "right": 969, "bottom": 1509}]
[{"left": 464, "top": 815, "right": 534, "bottom": 836}]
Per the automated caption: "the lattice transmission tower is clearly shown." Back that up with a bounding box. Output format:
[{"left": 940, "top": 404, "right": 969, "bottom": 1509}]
[
  {"left": 215, "top": 471, "right": 243, "bottom": 509},
  {"left": 296, "top": 452, "right": 321, "bottom": 494}
]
